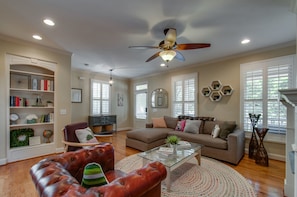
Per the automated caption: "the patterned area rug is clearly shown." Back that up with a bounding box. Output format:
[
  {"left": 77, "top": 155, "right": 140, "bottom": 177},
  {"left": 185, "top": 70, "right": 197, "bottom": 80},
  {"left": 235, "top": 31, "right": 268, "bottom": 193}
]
[{"left": 115, "top": 154, "right": 256, "bottom": 197}]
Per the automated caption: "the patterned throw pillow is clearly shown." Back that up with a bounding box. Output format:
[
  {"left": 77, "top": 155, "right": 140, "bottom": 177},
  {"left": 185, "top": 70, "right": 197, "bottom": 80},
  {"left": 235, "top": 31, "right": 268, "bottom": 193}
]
[
  {"left": 175, "top": 120, "right": 186, "bottom": 132},
  {"left": 75, "top": 127, "right": 98, "bottom": 147},
  {"left": 81, "top": 162, "right": 109, "bottom": 188}
]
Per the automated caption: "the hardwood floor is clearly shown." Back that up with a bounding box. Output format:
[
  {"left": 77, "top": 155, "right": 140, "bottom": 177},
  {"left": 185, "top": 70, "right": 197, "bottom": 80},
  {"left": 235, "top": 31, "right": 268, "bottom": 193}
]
[{"left": 0, "top": 130, "right": 285, "bottom": 197}]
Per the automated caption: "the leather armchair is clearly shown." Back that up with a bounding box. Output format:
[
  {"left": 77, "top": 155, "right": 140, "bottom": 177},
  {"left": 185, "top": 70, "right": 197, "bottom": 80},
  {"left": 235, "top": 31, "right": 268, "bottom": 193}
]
[{"left": 30, "top": 143, "right": 167, "bottom": 197}]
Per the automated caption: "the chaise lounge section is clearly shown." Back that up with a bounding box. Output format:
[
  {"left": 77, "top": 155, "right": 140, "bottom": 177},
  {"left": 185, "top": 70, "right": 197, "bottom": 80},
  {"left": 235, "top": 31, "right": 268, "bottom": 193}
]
[{"left": 126, "top": 116, "right": 245, "bottom": 165}]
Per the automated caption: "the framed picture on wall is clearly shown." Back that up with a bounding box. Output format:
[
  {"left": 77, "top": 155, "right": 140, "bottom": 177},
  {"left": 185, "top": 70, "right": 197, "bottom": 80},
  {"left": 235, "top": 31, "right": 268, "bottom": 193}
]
[{"left": 71, "top": 88, "right": 82, "bottom": 103}]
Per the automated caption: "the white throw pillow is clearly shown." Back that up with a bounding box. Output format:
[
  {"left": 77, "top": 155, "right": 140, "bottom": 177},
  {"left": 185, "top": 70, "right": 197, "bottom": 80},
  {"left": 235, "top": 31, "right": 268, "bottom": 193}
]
[
  {"left": 183, "top": 120, "right": 202, "bottom": 134},
  {"left": 212, "top": 124, "right": 220, "bottom": 138},
  {"left": 75, "top": 127, "right": 98, "bottom": 148}
]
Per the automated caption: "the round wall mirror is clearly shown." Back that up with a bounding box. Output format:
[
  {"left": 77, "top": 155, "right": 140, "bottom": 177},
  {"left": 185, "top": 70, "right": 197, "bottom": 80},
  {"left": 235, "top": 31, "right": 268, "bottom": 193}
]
[{"left": 151, "top": 88, "right": 168, "bottom": 108}]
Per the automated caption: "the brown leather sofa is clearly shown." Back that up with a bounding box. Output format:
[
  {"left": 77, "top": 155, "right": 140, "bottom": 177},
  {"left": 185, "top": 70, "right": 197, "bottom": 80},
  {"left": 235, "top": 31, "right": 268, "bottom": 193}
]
[{"left": 30, "top": 143, "right": 167, "bottom": 197}]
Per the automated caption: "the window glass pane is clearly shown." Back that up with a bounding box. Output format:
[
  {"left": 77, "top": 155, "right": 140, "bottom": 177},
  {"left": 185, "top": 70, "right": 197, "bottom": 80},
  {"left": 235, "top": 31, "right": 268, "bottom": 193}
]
[
  {"left": 136, "top": 84, "right": 148, "bottom": 91},
  {"left": 136, "top": 92, "right": 147, "bottom": 119},
  {"left": 92, "top": 82, "right": 101, "bottom": 98},
  {"left": 173, "top": 103, "right": 183, "bottom": 117},
  {"left": 92, "top": 100, "right": 100, "bottom": 115},
  {"left": 175, "top": 81, "right": 183, "bottom": 101},
  {"left": 184, "top": 102, "right": 195, "bottom": 116},
  {"left": 102, "top": 100, "right": 109, "bottom": 114},
  {"left": 184, "top": 78, "right": 195, "bottom": 101},
  {"left": 102, "top": 84, "right": 110, "bottom": 99},
  {"left": 244, "top": 70, "right": 262, "bottom": 99}
]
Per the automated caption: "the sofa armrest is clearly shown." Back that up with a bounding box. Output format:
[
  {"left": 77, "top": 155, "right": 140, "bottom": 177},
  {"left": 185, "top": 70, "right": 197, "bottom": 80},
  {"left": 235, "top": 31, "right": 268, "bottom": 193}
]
[
  {"left": 146, "top": 123, "right": 153, "bottom": 128},
  {"left": 89, "top": 161, "right": 167, "bottom": 197},
  {"left": 227, "top": 129, "right": 245, "bottom": 164}
]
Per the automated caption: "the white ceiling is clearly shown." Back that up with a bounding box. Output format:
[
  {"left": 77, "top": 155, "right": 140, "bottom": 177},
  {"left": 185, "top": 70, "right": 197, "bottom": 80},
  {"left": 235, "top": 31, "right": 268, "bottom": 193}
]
[{"left": 0, "top": 0, "right": 296, "bottom": 79}]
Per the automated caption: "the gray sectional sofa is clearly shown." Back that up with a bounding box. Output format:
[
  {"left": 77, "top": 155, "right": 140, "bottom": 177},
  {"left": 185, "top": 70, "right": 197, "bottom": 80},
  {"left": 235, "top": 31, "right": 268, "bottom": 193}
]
[{"left": 126, "top": 116, "right": 245, "bottom": 165}]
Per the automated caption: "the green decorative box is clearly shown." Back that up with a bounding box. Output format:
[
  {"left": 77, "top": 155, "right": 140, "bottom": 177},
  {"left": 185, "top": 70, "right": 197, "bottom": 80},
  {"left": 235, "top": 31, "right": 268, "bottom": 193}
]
[
  {"left": 10, "top": 128, "right": 34, "bottom": 148},
  {"left": 27, "top": 119, "right": 37, "bottom": 124}
]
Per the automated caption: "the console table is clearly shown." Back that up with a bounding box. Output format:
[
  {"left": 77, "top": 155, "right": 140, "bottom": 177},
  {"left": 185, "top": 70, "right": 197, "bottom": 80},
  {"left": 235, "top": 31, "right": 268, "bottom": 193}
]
[{"left": 88, "top": 115, "right": 117, "bottom": 134}]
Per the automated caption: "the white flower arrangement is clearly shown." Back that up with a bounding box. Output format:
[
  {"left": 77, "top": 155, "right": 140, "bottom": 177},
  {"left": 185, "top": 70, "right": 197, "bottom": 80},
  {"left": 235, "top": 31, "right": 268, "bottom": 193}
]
[{"left": 26, "top": 114, "right": 38, "bottom": 120}]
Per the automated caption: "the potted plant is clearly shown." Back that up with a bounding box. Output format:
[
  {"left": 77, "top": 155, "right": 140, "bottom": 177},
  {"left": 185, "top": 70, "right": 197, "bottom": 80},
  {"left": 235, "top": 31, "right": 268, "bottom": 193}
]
[
  {"left": 166, "top": 135, "right": 180, "bottom": 154},
  {"left": 46, "top": 100, "right": 54, "bottom": 107},
  {"left": 166, "top": 135, "right": 180, "bottom": 145}
]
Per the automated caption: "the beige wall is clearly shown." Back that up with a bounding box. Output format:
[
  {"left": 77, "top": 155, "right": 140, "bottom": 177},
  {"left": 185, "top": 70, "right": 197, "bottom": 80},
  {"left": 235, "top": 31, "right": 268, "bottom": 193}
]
[
  {"left": 131, "top": 43, "right": 296, "bottom": 160},
  {"left": 71, "top": 70, "right": 131, "bottom": 130},
  {"left": 0, "top": 36, "right": 72, "bottom": 163}
]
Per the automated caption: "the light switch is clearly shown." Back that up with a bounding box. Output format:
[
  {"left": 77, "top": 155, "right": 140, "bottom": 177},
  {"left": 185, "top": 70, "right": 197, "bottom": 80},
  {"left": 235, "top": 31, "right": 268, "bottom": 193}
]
[{"left": 60, "top": 109, "right": 67, "bottom": 115}]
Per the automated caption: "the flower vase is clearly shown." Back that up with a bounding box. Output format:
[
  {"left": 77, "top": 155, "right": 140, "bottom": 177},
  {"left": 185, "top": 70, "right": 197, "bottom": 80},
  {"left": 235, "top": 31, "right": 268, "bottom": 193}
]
[{"left": 170, "top": 144, "right": 177, "bottom": 154}]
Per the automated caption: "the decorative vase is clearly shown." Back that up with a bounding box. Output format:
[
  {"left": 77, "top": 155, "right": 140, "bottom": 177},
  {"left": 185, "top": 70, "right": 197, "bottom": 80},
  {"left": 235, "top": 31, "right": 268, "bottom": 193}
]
[
  {"left": 248, "top": 113, "right": 261, "bottom": 159},
  {"left": 170, "top": 144, "right": 178, "bottom": 154},
  {"left": 43, "top": 130, "right": 53, "bottom": 143}
]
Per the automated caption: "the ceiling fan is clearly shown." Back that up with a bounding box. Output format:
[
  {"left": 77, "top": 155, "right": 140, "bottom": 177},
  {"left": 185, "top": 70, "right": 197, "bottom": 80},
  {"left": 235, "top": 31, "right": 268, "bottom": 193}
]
[{"left": 129, "top": 28, "right": 211, "bottom": 63}]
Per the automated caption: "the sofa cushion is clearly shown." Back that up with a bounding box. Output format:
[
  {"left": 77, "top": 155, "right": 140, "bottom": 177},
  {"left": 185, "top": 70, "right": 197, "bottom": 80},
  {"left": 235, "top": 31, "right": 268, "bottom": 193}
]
[
  {"left": 127, "top": 128, "right": 171, "bottom": 143},
  {"left": 203, "top": 121, "right": 216, "bottom": 135},
  {"left": 168, "top": 131, "right": 228, "bottom": 150},
  {"left": 152, "top": 117, "right": 167, "bottom": 128},
  {"left": 219, "top": 122, "right": 237, "bottom": 140},
  {"left": 184, "top": 120, "right": 202, "bottom": 134},
  {"left": 164, "top": 116, "right": 178, "bottom": 129}
]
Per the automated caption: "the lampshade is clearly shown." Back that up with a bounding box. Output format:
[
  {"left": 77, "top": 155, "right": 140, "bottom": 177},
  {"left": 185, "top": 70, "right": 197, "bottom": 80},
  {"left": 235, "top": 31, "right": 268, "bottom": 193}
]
[{"left": 160, "top": 50, "right": 176, "bottom": 62}]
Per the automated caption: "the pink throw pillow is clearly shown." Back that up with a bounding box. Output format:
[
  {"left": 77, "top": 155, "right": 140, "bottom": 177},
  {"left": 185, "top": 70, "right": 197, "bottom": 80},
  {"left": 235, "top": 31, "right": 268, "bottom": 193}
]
[{"left": 175, "top": 120, "right": 186, "bottom": 132}]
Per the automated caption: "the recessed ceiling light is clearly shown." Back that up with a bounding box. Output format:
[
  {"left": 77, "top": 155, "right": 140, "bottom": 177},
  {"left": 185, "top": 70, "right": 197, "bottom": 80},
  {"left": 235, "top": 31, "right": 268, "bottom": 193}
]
[
  {"left": 160, "top": 63, "right": 166, "bottom": 67},
  {"left": 241, "top": 39, "right": 250, "bottom": 44},
  {"left": 43, "top": 18, "right": 55, "bottom": 26},
  {"left": 32, "top": 34, "right": 42, "bottom": 40}
]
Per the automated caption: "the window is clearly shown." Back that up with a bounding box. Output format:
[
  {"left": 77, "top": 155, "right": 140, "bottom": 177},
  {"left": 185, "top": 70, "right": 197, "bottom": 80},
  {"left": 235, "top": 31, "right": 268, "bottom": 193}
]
[
  {"left": 240, "top": 55, "right": 296, "bottom": 134},
  {"left": 135, "top": 83, "right": 147, "bottom": 119},
  {"left": 91, "top": 79, "right": 110, "bottom": 115},
  {"left": 172, "top": 73, "right": 197, "bottom": 117}
]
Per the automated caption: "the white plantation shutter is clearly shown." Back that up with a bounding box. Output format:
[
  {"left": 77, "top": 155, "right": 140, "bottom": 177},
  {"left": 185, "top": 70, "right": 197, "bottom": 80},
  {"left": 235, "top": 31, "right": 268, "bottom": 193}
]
[
  {"left": 172, "top": 73, "right": 197, "bottom": 117},
  {"left": 91, "top": 79, "right": 110, "bottom": 115},
  {"left": 241, "top": 55, "right": 295, "bottom": 134}
]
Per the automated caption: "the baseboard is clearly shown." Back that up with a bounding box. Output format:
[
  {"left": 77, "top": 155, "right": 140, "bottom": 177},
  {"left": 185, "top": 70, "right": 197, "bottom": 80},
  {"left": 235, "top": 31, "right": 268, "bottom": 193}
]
[
  {"left": 244, "top": 148, "right": 285, "bottom": 161},
  {"left": 117, "top": 127, "right": 132, "bottom": 132},
  {"left": 0, "top": 158, "right": 8, "bottom": 166},
  {"left": 56, "top": 147, "right": 64, "bottom": 153}
]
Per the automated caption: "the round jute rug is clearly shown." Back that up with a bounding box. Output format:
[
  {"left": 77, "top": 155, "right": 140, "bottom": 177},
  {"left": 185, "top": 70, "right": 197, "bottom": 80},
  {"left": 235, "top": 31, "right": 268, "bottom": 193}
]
[{"left": 115, "top": 154, "right": 256, "bottom": 197}]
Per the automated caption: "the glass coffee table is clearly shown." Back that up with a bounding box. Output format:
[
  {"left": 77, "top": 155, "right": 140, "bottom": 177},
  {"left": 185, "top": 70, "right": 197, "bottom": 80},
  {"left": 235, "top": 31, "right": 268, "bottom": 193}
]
[{"left": 138, "top": 142, "right": 202, "bottom": 191}]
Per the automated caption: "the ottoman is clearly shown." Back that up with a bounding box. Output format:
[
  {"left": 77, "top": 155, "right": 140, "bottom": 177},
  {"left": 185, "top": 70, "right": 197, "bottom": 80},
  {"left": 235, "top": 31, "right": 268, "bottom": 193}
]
[{"left": 126, "top": 128, "right": 172, "bottom": 151}]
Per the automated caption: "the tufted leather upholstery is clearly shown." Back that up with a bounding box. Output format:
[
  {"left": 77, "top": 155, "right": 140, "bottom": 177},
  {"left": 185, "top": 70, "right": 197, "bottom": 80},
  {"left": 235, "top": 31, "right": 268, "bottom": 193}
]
[{"left": 30, "top": 143, "right": 167, "bottom": 197}]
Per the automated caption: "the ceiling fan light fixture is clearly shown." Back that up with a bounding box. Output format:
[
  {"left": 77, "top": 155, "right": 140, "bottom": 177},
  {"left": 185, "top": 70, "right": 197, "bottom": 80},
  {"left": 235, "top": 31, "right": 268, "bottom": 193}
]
[{"left": 160, "top": 50, "right": 176, "bottom": 62}]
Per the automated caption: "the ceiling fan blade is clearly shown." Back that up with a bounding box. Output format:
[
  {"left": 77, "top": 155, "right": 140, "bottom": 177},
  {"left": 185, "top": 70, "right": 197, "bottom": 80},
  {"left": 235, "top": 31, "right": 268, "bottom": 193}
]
[
  {"left": 145, "top": 51, "right": 161, "bottom": 62},
  {"left": 174, "top": 51, "right": 185, "bottom": 62},
  {"left": 129, "top": 46, "right": 159, "bottom": 49},
  {"left": 176, "top": 43, "right": 211, "bottom": 50}
]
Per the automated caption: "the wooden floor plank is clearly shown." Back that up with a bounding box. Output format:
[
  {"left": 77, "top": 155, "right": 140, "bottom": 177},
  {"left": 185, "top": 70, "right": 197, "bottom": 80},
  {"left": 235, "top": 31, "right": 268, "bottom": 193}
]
[{"left": 0, "top": 130, "right": 285, "bottom": 197}]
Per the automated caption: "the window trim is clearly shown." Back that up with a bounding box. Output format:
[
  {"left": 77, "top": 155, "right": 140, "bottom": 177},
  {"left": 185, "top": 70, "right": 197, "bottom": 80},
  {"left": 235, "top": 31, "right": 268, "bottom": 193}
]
[
  {"left": 240, "top": 54, "right": 296, "bottom": 134},
  {"left": 134, "top": 82, "right": 148, "bottom": 120},
  {"left": 90, "top": 79, "right": 111, "bottom": 115},
  {"left": 171, "top": 73, "right": 198, "bottom": 117}
]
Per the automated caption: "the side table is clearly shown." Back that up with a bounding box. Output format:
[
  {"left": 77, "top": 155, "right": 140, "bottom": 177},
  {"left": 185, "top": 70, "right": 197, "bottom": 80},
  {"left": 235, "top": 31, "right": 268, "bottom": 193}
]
[{"left": 255, "top": 127, "right": 269, "bottom": 166}]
